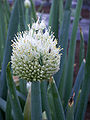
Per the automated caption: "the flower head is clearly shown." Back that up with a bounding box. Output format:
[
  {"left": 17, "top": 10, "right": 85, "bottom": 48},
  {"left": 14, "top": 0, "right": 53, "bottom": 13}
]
[
  {"left": 11, "top": 20, "right": 62, "bottom": 82},
  {"left": 24, "top": 0, "right": 31, "bottom": 8}
]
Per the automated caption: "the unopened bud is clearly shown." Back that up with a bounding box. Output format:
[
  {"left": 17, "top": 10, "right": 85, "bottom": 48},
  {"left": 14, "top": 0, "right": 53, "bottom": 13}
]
[{"left": 24, "top": 0, "right": 31, "bottom": 8}]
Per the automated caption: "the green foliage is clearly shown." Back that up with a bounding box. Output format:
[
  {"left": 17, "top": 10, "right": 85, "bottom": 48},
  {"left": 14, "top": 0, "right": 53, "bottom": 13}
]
[
  {"left": 41, "top": 81, "right": 51, "bottom": 120},
  {"left": 49, "top": 0, "right": 59, "bottom": 39},
  {"left": 59, "top": 0, "right": 63, "bottom": 27},
  {"left": 0, "top": 0, "right": 19, "bottom": 119},
  {"left": 66, "top": 102, "right": 74, "bottom": 120},
  {"left": 6, "top": 63, "right": 24, "bottom": 120},
  {"left": 5, "top": 95, "right": 13, "bottom": 120},
  {"left": 73, "top": 60, "right": 85, "bottom": 104},
  {"left": 0, "top": 0, "right": 90, "bottom": 120},
  {"left": 0, "top": 0, "right": 19, "bottom": 100},
  {"left": 48, "top": 78, "right": 65, "bottom": 120},
  {"left": 63, "top": 0, "right": 83, "bottom": 109},
  {"left": 31, "top": 81, "right": 42, "bottom": 120},
  {"left": 79, "top": 26, "right": 85, "bottom": 67},
  {"left": 18, "top": 0, "right": 25, "bottom": 31},
  {"left": 47, "top": 81, "right": 57, "bottom": 120},
  {"left": 0, "top": 97, "right": 6, "bottom": 113},
  {"left": 24, "top": 90, "right": 31, "bottom": 120},
  {"left": 25, "top": 7, "right": 31, "bottom": 29},
  {"left": 30, "top": 0, "right": 37, "bottom": 22},
  {"left": 54, "top": 0, "right": 72, "bottom": 87},
  {"left": 75, "top": 22, "right": 90, "bottom": 120},
  {"left": 0, "top": 0, "right": 8, "bottom": 68}
]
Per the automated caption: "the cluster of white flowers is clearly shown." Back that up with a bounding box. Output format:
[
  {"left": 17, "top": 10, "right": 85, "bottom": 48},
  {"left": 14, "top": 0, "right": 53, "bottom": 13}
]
[{"left": 11, "top": 20, "right": 61, "bottom": 82}]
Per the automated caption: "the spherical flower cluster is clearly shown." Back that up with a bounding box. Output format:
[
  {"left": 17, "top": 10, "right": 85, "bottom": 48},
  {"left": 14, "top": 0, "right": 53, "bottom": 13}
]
[{"left": 11, "top": 20, "right": 62, "bottom": 82}]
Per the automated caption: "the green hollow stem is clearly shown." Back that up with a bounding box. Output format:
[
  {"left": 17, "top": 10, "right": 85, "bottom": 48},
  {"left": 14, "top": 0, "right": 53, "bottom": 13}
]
[{"left": 31, "top": 81, "right": 42, "bottom": 120}]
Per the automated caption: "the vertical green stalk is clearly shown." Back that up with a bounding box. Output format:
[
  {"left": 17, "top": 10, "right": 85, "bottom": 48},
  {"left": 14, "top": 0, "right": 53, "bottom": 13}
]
[
  {"left": 4, "top": 0, "right": 11, "bottom": 25},
  {"left": 28, "top": 6, "right": 32, "bottom": 26},
  {"left": 19, "top": 79, "right": 27, "bottom": 110},
  {"left": 54, "top": 0, "right": 72, "bottom": 87},
  {"left": 30, "top": 0, "right": 37, "bottom": 22},
  {"left": 73, "top": 60, "right": 85, "bottom": 104},
  {"left": 49, "top": 0, "right": 59, "bottom": 39},
  {"left": 18, "top": 0, "right": 25, "bottom": 31},
  {"left": 41, "top": 81, "right": 51, "bottom": 120},
  {"left": 59, "top": 0, "right": 63, "bottom": 27},
  {"left": 24, "top": 89, "right": 31, "bottom": 120},
  {"left": 48, "top": 78, "right": 65, "bottom": 120},
  {"left": 0, "top": 1, "right": 6, "bottom": 68},
  {"left": 66, "top": 102, "right": 74, "bottom": 120},
  {"left": 6, "top": 94, "right": 13, "bottom": 120},
  {"left": 75, "top": 22, "right": 90, "bottom": 120},
  {"left": 74, "top": 89, "right": 81, "bottom": 115},
  {"left": 19, "top": 79, "right": 27, "bottom": 96},
  {"left": 58, "top": 55, "right": 66, "bottom": 100},
  {"left": 6, "top": 63, "right": 24, "bottom": 120},
  {"left": 0, "top": 0, "right": 19, "bottom": 117},
  {"left": 0, "top": 97, "right": 6, "bottom": 112},
  {"left": 79, "top": 26, "right": 84, "bottom": 67},
  {"left": 47, "top": 83, "right": 57, "bottom": 120},
  {"left": 0, "top": 0, "right": 19, "bottom": 115},
  {"left": 31, "top": 81, "right": 42, "bottom": 120},
  {"left": 25, "top": 8, "right": 30, "bottom": 29},
  {"left": 63, "top": 0, "right": 83, "bottom": 109}
]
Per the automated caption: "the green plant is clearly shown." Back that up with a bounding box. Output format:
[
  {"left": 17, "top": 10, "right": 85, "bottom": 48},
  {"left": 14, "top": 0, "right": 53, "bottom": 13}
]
[{"left": 0, "top": 0, "right": 90, "bottom": 120}]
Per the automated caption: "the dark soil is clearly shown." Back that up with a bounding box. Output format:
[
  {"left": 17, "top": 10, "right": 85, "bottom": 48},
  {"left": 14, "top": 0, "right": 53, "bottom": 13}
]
[{"left": 81, "top": 8, "right": 90, "bottom": 19}]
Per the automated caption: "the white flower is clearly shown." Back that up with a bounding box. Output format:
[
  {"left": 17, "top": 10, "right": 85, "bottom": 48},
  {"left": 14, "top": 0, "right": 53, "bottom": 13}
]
[
  {"left": 39, "top": 20, "right": 46, "bottom": 29},
  {"left": 11, "top": 20, "right": 62, "bottom": 82},
  {"left": 24, "top": 0, "right": 31, "bottom": 8}
]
